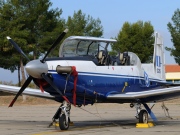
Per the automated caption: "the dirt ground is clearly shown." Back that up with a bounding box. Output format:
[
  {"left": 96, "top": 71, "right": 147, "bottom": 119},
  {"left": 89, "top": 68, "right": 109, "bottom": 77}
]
[
  {"left": 1, "top": 95, "right": 180, "bottom": 107},
  {"left": 0, "top": 95, "right": 59, "bottom": 106}
]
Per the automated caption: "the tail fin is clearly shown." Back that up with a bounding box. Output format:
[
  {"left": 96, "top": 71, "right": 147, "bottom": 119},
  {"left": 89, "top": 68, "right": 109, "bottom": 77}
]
[{"left": 153, "top": 32, "right": 165, "bottom": 80}]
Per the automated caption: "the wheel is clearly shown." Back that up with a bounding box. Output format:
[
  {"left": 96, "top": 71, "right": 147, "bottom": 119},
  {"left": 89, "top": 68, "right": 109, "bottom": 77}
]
[
  {"left": 139, "top": 109, "right": 148, "bottom": 123},
  {"left": 59, "top": 114, "right": 69, "bottom": 130},
  {"left": 130, "top": 103, "right": 134, "bottom": 108}
]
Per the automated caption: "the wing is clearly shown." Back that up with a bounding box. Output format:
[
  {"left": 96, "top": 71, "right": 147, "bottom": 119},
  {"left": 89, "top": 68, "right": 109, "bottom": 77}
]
[
  {"left": 106, "top": 86, "right": 180, "bottom": 103},
  {"left": 0, "top": 84, "right": 55, "bottom": 100}
]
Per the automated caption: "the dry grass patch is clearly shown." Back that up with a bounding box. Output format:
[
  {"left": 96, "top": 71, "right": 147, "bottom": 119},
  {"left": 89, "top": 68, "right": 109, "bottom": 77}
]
[{"left": 0, "top": 95, "right": 59, "bottom": 106}]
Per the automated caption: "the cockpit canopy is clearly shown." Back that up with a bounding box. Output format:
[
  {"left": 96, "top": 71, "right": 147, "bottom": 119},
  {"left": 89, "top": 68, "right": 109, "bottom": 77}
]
[
  {"left": 59, "top": 36, "right": 141, "bottom": 67},
  {"left": 59, "top": 36, "right": 116, "bottom": 57}
]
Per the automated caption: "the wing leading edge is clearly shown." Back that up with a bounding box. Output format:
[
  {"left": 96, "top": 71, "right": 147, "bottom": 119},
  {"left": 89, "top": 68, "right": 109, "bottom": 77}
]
[
  {"left": 0, "top": 84, "right": 54, "bottom": 100},
  {"left": 107, "top": 86, "right": 180, "bottom": 102}
]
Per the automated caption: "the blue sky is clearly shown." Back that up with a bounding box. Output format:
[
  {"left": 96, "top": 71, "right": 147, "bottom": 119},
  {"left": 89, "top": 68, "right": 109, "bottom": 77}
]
[
  {"left": 51, "top": 0, "right": 178, "bottom": 63},
  {"left": 0, "top": 0, "right": 179, "bottom": 83}
]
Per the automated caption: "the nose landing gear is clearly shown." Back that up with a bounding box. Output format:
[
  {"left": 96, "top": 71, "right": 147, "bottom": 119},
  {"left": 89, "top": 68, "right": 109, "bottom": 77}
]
[
  {"left": 59, "top": 101, "right": 71, "bottom": 130},
  {"left": 48, "top": 100, "right": 71, "bottom": 130}
]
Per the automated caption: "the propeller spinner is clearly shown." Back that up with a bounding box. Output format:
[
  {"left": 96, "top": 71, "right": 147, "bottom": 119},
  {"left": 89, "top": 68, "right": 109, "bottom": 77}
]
[{"left": 25, "top": 59, "right": 48, "bottom": 79}]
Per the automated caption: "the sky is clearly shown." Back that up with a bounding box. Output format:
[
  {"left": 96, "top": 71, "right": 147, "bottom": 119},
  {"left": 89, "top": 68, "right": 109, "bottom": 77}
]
[{"left": 0, "top": 0, "right": 179, "bottom": 84}]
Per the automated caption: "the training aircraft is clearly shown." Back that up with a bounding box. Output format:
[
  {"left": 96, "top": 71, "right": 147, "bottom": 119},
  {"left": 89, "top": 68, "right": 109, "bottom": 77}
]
[{"left": 1, "top": 29, "right": 180, "bottom": 130}]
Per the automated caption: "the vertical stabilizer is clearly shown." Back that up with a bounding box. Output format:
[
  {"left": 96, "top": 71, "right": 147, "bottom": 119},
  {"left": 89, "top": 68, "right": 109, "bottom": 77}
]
[{"left": 153, "top": 32, "right": 165, "bottom": 80}]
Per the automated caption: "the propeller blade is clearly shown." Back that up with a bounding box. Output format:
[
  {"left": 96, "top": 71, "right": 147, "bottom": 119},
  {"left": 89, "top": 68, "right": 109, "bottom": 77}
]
[
  {"left": 6, "top": 36, "right": 30, "bottom": 61},
  {"left": 9, "top": 76, "right": 33, "bottom": 107},
  {"left": 41, "top": 74, "right": 69, "bottom": 103},
  {"left": 41, "top": 29, "right": 68, "bottom": 62}
]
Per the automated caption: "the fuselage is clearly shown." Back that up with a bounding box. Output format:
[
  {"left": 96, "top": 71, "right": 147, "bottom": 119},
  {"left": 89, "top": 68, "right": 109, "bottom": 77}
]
[{"left": 34, "top": 56, "right": 166, "bottom": 105}]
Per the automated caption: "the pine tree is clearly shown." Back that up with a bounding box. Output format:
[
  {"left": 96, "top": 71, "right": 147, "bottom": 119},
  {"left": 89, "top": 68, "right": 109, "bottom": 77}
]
[
  {"left": 167, "top": 8, "right": 180, "bottom": 64},
  {"left": 111, "top": 21, "right": 154, "bottom": 63}
]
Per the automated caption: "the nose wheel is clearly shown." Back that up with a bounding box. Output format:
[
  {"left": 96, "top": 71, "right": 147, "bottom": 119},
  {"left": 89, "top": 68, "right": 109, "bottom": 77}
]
[
  {"left": 59, "top": 114, "right": 70, "bottom": 130},
  {"left": 59, "top": 101, "right": 71, "bottom": 130}
]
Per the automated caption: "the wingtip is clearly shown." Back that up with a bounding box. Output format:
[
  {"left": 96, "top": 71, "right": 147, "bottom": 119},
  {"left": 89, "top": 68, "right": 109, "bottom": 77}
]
[{"left": 6, "top": 36, "right": 11, "bottom": 40}]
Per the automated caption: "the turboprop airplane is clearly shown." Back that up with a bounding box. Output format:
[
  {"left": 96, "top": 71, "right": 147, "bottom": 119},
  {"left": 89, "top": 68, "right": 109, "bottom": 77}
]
[{"left": 1, "top": 29, "right": 180, "bottom": 130}]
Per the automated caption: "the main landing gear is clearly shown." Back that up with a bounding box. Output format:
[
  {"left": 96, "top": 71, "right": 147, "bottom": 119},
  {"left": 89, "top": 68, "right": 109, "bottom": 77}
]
[
  {"left": 139, "top": 110, "right": 148, "bottom": 123},
  {"left": 49, "top": 100, "right": 71, "bottom": 130},
  {"left": 130, "top": 103, "right": 148, "bottom": 123}
]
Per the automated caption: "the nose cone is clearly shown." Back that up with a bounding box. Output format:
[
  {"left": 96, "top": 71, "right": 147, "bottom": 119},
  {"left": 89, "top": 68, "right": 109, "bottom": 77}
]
[{"left": 25, "top": 60, "right": 48, "bottom": 79}]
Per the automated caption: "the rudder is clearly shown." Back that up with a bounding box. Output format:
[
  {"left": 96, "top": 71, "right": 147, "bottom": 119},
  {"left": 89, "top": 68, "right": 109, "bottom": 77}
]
[{"left": 153, "top": 32, "right": 165, "bottom": 80}]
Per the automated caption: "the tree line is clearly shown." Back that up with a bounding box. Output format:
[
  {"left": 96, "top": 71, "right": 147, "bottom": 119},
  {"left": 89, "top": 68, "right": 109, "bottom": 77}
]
[{"left": 0, "top": 0, "right": 179, "bottom": 85}]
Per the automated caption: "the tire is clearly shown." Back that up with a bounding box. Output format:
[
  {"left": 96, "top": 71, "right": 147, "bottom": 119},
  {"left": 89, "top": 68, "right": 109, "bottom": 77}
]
[
  {"left": 139, "top": 109, "right": 148, "bottom": 123},
  {"left": 59, "top": 114, "right": 69, "bottom": 130}
]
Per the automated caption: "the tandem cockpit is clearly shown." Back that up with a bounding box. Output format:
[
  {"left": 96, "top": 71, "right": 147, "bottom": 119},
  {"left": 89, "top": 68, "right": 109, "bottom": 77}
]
[{"left": 59, "top": 36, "right": 141, "bottom": 66}]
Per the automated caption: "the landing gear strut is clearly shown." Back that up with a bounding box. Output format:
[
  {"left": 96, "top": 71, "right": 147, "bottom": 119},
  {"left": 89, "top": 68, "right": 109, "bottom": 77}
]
[
  {"left": 48, "top": 100, "right": 71, "bottom": 130},
  {"left": 133, "top": 103, "right": 148, "bottom": 123}
]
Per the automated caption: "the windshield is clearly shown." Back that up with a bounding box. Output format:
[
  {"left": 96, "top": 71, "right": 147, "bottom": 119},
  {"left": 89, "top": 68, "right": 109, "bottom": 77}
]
[
  {"left": 62, "top": 40, "right": 79, "bottom": 57},
  {"left": 60, "top": 40, "right": 104, "bottom": 57},
  {"left": 77, "top": 41, "right": 99, "bottom": 56}
]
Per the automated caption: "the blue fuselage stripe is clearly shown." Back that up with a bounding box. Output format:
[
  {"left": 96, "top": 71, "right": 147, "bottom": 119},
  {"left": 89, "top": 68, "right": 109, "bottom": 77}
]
[{"left": 48, "top": 70, "right": 163, "bottom": 95}]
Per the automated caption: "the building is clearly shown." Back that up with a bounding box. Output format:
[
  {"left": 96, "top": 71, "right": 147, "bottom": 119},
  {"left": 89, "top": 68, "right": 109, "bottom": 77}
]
[{"left": 165, "top": 64, "right": 180, "bottom": 83}]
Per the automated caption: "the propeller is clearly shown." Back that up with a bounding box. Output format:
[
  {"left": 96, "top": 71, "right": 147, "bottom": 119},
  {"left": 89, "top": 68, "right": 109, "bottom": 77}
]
[
  {"left": 7, "top": 29, "right": 69, "bottom": 107},
  {"left": 6, "top": 36, "right": 30, "bottom": 61},
  {"left": 41, "top": 74, "right": 69, "bottom": 103},
  {"left": 8, "top": 76, "right": 33, "bottom": 107},
  {"left": 41, "top": 29, "right": 68, "bottom": 63}
]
